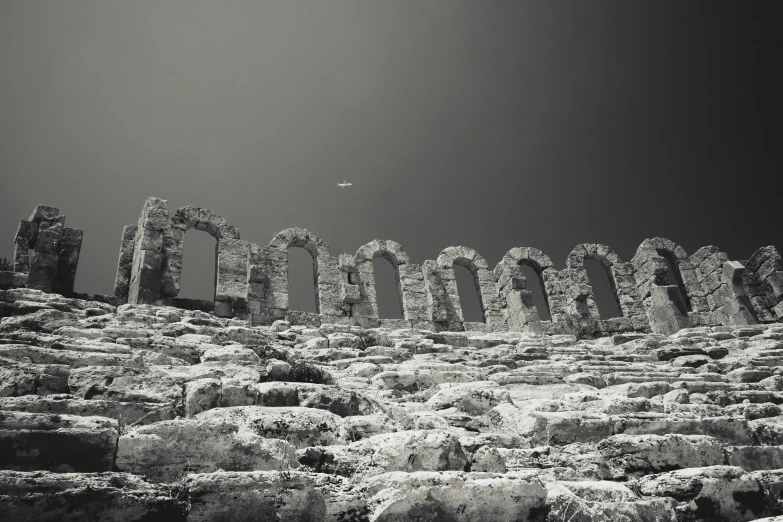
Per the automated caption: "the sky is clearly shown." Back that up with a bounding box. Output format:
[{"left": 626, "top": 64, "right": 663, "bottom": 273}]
[{"left": 1, "top": 1, "right": 780, "bottom": 321}]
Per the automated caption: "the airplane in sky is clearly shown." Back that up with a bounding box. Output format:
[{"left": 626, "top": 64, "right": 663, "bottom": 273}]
[{"left": 337, "top": 180, "right": 353, "bottom": 189}]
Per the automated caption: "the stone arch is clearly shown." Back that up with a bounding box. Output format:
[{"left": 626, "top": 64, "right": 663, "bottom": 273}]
[
  {"left": 352, "top": 240, "right": 410, "bottom": 322},
  {"left": 565, "top": 243, "right": 642, "bottom": 321},
  {"left": 266, "top": 228, "right": 341, "bottom": 318},
  {"left": 495, "top": 247, "right": 554, "bottom": 333},
  {"left": 743, "top": 246, "right": 783, "bottom": 322},
  {"left": 566, "top": 243, "right": 621, "bottom": 270},
  {"left": 632, "top": 237, "right": 709, "bottom": 333},
  {"left": 632, "top": 238, "right": 706, "bottom": 310},
  {"left": 501, "top": 247, "right": 554, "bottom": 274},
  {"left": 171, "top": 206, "right": 240, "bottom": 240},
  {"left": 162, "top": 206, "right": 240, "bottom": 299},
  {"left": 434, "top": 246, "right": 505, "bottom": 330},
  {"left": 122, "top": 198, "right": 250, "bottom": 318},
  {"left": 499, "top": 247, "right": 554, "bottom": 317}
]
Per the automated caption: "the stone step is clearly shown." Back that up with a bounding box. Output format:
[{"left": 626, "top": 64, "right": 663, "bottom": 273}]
[
  {"left": 0, "top": 357, "right": 69, "bottom": 396},
  {"left": 362, "top": 471, "right": 547, "bottom": 522},
  {"left": 604, "top": 373, "right": 686, "bottom": 385},
  {"left": 195, "top": 405, "right": 346, "bottom": 448},
  {"left": 0, "top": 344, "right": 161, "bottom": 368},
  {"left": 0, "top": 471, "right": 187, "bottom": 522},
  {"left": 0, "top": 394, "right": 176, "bottom": 426},
  {"left": 725, "top": 446, "right": 783, "bottom": 471},
  {"left": 0, "top": 410, "right": 117, "bottom": 472},
  {"left": 597, "top": 433, "right": 724, "bottom": 477},
  {"left": 707, "top": 390, "right": 783, "bottom": 406},
  {"left": 298, "top": 429, "right": 467, "bottom": 477},
  {"left": 115, "top": 417, "right": 298, "bottom": 482},
  {"left": 611, "top": 413, "right": 752, "bottom": 445},
  {"left": 546, "top": 481, "right": 678, "bottom": 522},
  {"left": 184, "top": 379, "right": 380, "bottom": 418},
  {"left": 639, "top": 466, "right": 782, "bottom": 522},
  {"left": 490, "top": 371, "right": 565, "bottom": 386}
]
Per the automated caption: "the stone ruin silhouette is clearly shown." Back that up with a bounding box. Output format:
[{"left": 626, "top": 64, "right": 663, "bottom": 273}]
[{"left": 3, "top": 197, "right": 782, "bottom": 337}]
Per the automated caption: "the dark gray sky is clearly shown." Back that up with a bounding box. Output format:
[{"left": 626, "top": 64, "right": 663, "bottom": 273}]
[{"left": 1, "top": 1, "right": 780, "bottom": 319}]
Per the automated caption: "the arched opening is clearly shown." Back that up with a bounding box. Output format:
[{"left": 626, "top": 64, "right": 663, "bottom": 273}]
[
  {"left": 178, "top": 231, "right": 218, "bottom": 301},
  {"left": 584, "top": 258, "right": 623, "bottom": 319},
  {"left": 373, "top": 257, "right": 403, "bottom": 319},
  {"left": 518, "top": 263, "right": 551, "bottom": 321},
  {"left": 454, "top": 264, "right": 484, "bottom": 323},
  {"left": 288, "top": 247, "right": 317, "bottom": 313},
  {"left": 657, "top": 250, "right": 692, "bottom": 312}
]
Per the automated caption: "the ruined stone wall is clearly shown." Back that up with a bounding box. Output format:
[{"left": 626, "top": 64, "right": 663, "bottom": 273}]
[{"left": 2, "top": 197, "right": 782, "bottom": 337}]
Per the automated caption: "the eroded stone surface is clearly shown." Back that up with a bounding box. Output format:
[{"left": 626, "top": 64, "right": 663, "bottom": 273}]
[{"left": 0, "top": 286, "right": 782, "bottom": 520}]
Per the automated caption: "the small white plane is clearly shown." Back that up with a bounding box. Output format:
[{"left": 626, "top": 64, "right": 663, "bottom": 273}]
[{"left": 337, "top": 180, "right": 353, "bottom": 189}]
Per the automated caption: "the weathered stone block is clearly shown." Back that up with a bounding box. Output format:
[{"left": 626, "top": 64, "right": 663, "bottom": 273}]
[
  {"left": 0, "top": 411, "right": 118, "bottom": 472},
  {"left": 0, "top": 471, "right": 187, "bottom": 522}
]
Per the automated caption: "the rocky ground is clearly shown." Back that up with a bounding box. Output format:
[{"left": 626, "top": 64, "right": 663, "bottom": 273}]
[{"left": 1, "top": 288, "right": 782, "bottom": 521}]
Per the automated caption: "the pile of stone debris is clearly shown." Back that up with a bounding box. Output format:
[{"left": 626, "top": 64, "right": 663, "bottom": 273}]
[{"left": 1, "top": 288, "right": 782, "bottom": 521}]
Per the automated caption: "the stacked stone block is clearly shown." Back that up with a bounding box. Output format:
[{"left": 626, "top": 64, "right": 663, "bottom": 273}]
[
  {"left": 710, "top": 261, "right": 759, "bottom": 326},
  {"left": 9, "top": 205, "right": 82, "bottom": 294},
  {"left": 495, "top": 262, "right": 543, "bottom": 334},
  {"left": 744, "top": 246, "right": 783, "bottom": 322},
  {"left": 565, "top": 243, "right": 646, "bottom": 334},
  {"left": 494, "top": 247, "right": 554, "bottom": 334},
  {"left": 6, "top": 197, "right": 781, "bottom": 336},
  {"left": 114, "top": 198, "right": 249, "bottom": 318},
  {"left": 632, "top": 238, "right": 709, "bottom": 334},
  {"left": 434, "top": 246, "right": 506, "bottom": 332},
  {"left": 252, "top": 228, "right": 344, "bottom": 326}
]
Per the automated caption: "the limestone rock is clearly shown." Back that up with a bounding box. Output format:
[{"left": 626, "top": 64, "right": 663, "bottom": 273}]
[
  {"left": 0, "top": 471, "right": 187, "bottom": 521},
  {"left": 638, "top": 466, "right": 769, "bottom": 522},
  {"left": 115, "top": 418, "right": 298, "bottom": 482},
  {"left": 362, "top": 471, "right": 547, "bottom": 522},
  {"left": 195, "top": 405, "right": 344, "bottom": 448},
  {"left": 0, "top": 410, "right": 117, "bottom": 472},
  {"left": 597, "top": 434, "right": 724, "bottom": 476}
]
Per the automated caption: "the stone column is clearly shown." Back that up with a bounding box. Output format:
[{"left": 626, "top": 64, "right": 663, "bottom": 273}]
[
  {"left": 113, "top": 225, "right": 138, "bottom": 300},
  {"left": 52, "top": 227, "right": 83, "bottom": 294},
  {"left": 26, "top": 219, "right": 63, "bottom": 292},
  {"left": 128, "top": 197, "right": 171, "bottom": 304},
  {"left": 214, "top": 238, "right": 250, "bottom": 318}
]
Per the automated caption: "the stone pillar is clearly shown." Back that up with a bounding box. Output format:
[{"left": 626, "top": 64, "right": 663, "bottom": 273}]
[
  {"left": 315, "top": 253, "right": 344, "bottom": 323},
  {"left": 113, "top": 225, "right": 138, "bottom": 300},
  {"left": 649, "top": 285, "right": 693, "bottom": 336},
  {"left": 12, "top": 220, "right": 36, "bottom": 273},
  {"left": 249, "top": 245, "right": 288, "bottom": 325},
  {"left": 338, "top": 254, "right": 361, "bottom": 305},
  {"left": 26, "top": 219, "right": 63, "bottom": 292},
  {"left": 128, "top": 197, "right": 171, "bottom": 304},
  {"left": 744, "top": 246, "right": 783, "bottom": 322},
  {"left": 423, "top": 260, "right": 450, "bottom": 327},
  {"left": 711, "top": 261, "right": 759, "bottom": 326},
  {"left": 347, "top": 252, "right": 376, "bottom": 323},
  {"left": 497, "top": 264, "right": 543, "bottom": 334},
  {"left": 52, "top": 227, "right": 83, "bottom": 294},
  {"left": 609, "top": 262, "right": 647, "bottom": 328},
  {"left": 399, "top": 262, "right": 431, "bottom": 329},
  {"left": 9, "top": 206, "right": 83, "bottom": 294},
  {"left": 338, "top": 254, "right": 372, "bottom": 327},
  {"left": 214, "top": 238, "right": 250, "bottom": 318}
]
